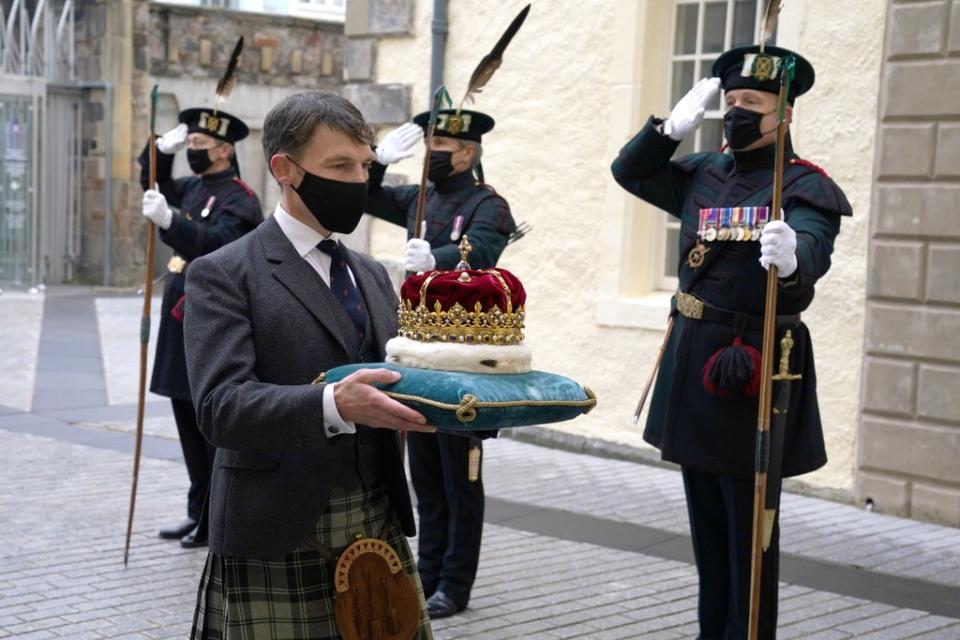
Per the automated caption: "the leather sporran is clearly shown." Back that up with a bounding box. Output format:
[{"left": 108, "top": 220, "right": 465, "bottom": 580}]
[{"left": 333, "top": 537, "right": 421, "bottom": 640}]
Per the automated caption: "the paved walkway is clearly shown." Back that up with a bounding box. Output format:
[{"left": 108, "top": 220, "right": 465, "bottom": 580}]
[{"left": 0, "top": 287, "right": 958, "bottom": 639}]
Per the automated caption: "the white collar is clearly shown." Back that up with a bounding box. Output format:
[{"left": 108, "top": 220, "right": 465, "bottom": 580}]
[{"left": 272, "top": 202, "right": 337, "bottom": 258}]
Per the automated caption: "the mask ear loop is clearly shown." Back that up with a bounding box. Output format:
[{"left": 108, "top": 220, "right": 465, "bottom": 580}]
[{"left": 282, "top": 154, "right": 308, "bottom": 189}]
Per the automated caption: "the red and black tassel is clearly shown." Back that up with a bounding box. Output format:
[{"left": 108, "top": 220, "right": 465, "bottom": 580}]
[{"left": 702, "top": 336, "right": 762, "bottom": 399}]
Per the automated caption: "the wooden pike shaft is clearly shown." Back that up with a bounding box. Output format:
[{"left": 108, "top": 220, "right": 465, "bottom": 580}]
[
  {"left": 747, "top": 67, "right": 790, "bottom": 640},
  {"left": 124, "top": 128, "right": 158, "bottom": 565},
  {"left": 633, "top": 316, "right": 674, "bottom": 424},
  {"left": 412, "top": 121, "right": 437, "bottom": 240}
]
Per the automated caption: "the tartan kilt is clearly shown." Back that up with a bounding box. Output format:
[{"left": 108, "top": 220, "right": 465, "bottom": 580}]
[{"left": 191, "top": 484, "right": 433, "bottom": 639}]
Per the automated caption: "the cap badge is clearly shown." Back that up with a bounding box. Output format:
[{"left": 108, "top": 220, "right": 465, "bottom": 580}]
[
  {"left": 198, "top": 112, "right": 231, "bottom": 137},
  {"left": 742, "top": 52, "right": 781, "bottom": 82},
  {"left": 440, "top": 113, "right": 470, "bottom": 135}
]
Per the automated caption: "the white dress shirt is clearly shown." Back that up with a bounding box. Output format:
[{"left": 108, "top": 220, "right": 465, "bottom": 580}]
[{"left": 273, "top": 203, "right": 356, "bottom": 438}]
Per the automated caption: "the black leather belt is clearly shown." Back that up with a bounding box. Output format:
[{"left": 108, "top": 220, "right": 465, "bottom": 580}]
[{"left": 674, "top": 291, "right": 800, "bottom": 331}]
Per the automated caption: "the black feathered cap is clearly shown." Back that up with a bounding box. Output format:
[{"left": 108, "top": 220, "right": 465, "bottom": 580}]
[
  {"left": 178, "top": 108, "right": 249, "bottom": 144},
  {"left": 712, "top": 45, "right": 814, "bottom": 104},
  {"left": 413, "top": 109, "right": 495, "bottom": 143}
]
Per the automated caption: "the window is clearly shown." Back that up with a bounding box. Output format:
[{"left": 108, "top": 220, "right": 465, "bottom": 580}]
[
  {"left": 151, "top": 0, "right": 345, "bottom": 21},
  {"left": 291, "top": 0, "right": 346, "bottom": 21},
  {"left": 659, "top": 0, "right": 773, "bottom": 287}
]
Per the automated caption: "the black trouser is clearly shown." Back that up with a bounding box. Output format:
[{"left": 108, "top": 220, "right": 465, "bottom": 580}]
[
  {"left": 682, "top": 467, "right": 780, "bottom": 640},
  {"left": 170, "top": 398, "right": 215, "bottom": 523},
  {"left": 408, "top": 432, "right": 484, "bottom": 608}
]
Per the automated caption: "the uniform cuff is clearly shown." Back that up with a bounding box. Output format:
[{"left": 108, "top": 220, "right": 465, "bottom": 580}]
[{"left": 322, "top": 383, "right": 356, "bottom": 437}]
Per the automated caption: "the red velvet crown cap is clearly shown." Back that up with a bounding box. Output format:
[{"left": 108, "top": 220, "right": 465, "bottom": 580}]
[{"left": 401, "top": 268, "right": 526, "bottom": 312}]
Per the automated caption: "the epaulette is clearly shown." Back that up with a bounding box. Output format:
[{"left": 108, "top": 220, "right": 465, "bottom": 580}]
[
  {"left": 790, "top": 158, "right": 829, "bottom": 178},
  {"left": 233, "top": 177, "right": 256, "bottom": 198},
  {"left": 674, "top": 151, "right": 718, "bottom": 174},
  {"left": 785, "top": 160, "right": 852, "bottom": 217}
]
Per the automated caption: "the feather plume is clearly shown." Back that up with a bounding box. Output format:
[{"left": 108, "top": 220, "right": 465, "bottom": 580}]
[
  {"left": 457, "top": 4, "right": 531, "bottom": 113},
  {"left": 758, "top": 0, "right": 780, "bottom": 52},
  {"left": 214, "top": 36, "right": 244, "bottom": 112}
]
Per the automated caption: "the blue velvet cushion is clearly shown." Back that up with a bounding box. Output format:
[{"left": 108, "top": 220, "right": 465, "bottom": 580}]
[{"left": 319, "top": 363, "right": 596, "bottom": 431}]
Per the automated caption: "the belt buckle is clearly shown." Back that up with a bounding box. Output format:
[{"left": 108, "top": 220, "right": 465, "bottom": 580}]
[{"left": 677, "top": 291, "right": 704, "bottom": 320}]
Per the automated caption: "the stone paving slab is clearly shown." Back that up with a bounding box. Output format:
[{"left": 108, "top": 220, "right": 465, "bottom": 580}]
[
  {"left": 0, "top": 293, "right": 43, "bottom": 411},
  {"left": 2, "top": 429, "right": 959, "bottom": 639},
  {"left": 487, "top": 437, "right": 960, "bottom": 589},
  {"left": 95, "top": 296, "right": 164, "bottom": 407}
]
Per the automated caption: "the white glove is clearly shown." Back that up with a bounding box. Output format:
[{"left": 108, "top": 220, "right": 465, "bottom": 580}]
[
  {"left": 663, "top": 77, "right": 721, "bottom": 141},
  {"left": 404, "top": 238, "right": 436, "bottom": 273},
  {"left": 156, "top": 123, "right": 188, "bottom": 155},
  {"left": 142, "top": 188, "right": 173, "bottom": 230},
  {"left": 376, "top": 122, "right": 423, "bottom": 165},
  {"left": 759, "top": 219, "right": 798, "bottom": 278}
]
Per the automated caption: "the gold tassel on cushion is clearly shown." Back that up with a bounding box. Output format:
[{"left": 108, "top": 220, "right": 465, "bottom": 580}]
[{"left": 467, "top": 439, "right": 481, "bottom": 482}]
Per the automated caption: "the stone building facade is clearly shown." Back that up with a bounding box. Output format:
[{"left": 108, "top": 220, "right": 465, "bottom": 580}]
[
  {"left": 74, "top": 0, "right": 153, "bottom": 285},
  {"left": 856, "top": 0, "right": 960, "bottom": 527},
  {"left": 73, "top": 0, "right": 415, "bottom": 287}
]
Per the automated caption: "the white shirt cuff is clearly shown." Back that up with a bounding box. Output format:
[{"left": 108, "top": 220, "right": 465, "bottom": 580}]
[{"left": 322, "top": 383, "right": 356, "bottom": 438}]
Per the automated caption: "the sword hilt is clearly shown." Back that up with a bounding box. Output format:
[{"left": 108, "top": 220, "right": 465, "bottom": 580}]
[{"left": 771, "top": 330, "right": 801, "bottom": 381}]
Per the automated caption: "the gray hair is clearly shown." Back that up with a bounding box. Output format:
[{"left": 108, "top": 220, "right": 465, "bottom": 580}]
[
  {"left": 461, "top": 140, "right": 483, "bottom": 170},
  {"left": 262, "top": 92, "right": 373, "bottom": 171}
]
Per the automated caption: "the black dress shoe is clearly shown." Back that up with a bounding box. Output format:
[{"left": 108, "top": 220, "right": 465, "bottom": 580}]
[
  {"left": 180, "top": 524, "right": 208, "bottom": 549},
  {"left": 158, "top": 517, "right": 197, "bottom": 540},
  {"left": 426, "top": 591, "right": 465, "bottom": 619}
]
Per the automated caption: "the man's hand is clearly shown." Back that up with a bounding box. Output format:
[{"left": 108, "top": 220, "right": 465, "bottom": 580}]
[
  {"left": 333, "top": 368, "right": 435, "bottom": 433},
  {"left": 759, "top": 219, "right": 798, "bottom": 278},
  {"left": 156, "top": 123, "right": 188, "bottom": 155},
  {"left": 404, "top": 238, "right": 436, "bottom": 273},
  {"left": 375, "top": 122, "right": 423, "bottom": 165},
  {"left": 663, "top": 77, "right": 721, "bottom": 141},
  {"left": 142, "top": 188, "right": 173, "bottom": 230}
]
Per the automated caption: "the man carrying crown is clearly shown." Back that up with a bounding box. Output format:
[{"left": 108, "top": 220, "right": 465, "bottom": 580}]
[
  {"left": 365, "top": 109, "right": 518, "bottom": 618},
  {"left": 611, "top": 44, "right": 852, "bottom": 638},
  {"left": 137, "top": 106, "right": 263, "bottom": 549}
]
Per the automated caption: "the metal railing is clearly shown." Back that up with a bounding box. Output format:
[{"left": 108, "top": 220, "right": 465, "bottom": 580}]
[{"left": 1, "top": 0, "right": 74, "bottom": 81}]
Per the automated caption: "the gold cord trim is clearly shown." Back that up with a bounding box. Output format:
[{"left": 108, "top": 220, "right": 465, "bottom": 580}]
[{"left": 383, "top": 390, "right": 597, "bottom": 424}]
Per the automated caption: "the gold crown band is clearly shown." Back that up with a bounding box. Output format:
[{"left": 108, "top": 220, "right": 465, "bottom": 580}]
[{"left": 397, "top": 299, "right": 525, "bottom": 345}]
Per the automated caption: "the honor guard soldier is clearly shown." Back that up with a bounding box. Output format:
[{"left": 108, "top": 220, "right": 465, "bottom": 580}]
[
  {"left": 138, "top": 107, "right": 263, "bottom": 548},
  {"left": 611, "top": 45, "right": 851, "bottom": 638},
  {"left": 366, "top": 109, "right": 517, "bottom": 618}
]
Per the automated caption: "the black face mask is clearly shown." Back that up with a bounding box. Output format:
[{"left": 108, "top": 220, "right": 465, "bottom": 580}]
[
  {"left": 187, "top": 148, "right": 215, "bottom": 175},
  {"left": 288, "top": 158, "right": 368, "bottom": 234},
  {"left": 723, "top": 106, "right": 776, "bottom": 150},
  {"left": 427, "top": 151, "right": 455, "bottom": 183}
]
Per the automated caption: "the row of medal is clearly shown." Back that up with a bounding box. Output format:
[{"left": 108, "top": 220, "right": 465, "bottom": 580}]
[{"left": 697, "top": 206, "right": 771, "bottom": 242}]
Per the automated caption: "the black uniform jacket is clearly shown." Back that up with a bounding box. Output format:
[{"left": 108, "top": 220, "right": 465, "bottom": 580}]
[
  {"left": 365, "top": 162, "right": 516, "bottom": 270},
  {"left": 138, "top": 144, "right": 262, "bottom": 400},
  {"left": 612, "top": 117, "right": 852, "bottom": 478},
  {"left": 183, "top": 216, "right": 415, "bottom": 559}
]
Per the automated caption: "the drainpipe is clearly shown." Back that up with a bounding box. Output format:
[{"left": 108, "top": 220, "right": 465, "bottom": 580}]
[{"left": 429, "top": 0, "right": 448, "bottom": 102}]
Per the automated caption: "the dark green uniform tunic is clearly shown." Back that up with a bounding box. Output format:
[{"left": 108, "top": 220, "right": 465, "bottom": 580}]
[
  {"left": 138, "top": 146, "right": 263, "bottom": 400},
  {"left": 612, "top": 116, "right": 851, "bottom": 480},
  {"left": 365, "top": 163, "right": 515, "bottom": 269}
]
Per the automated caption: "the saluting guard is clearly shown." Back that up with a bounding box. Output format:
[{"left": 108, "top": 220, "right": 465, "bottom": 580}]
[
  {"left": 138, "top": 105, "right": 263, "bottom": 548},
  {"left": 611, "top": 39, "right": 852, "bottom": 637},
  {"left": 366, "top": 106, "right": 518, "bottom": 619}
]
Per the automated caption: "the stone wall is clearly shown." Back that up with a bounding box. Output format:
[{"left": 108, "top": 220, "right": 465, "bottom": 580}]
[
  {"left": 147, "top": 2, "right": 352, "bottom": 265},
  {"left": 857, "top": 0, "right": 960, "bottom": 527},
  {"left": 74, "top": 0, "right": 153, "bottom": 286},
  {"left": 367, "top": 0, "right": 887, "bottom": 499}
]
